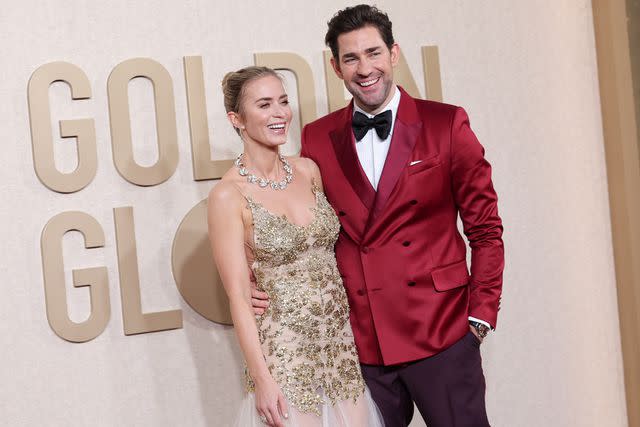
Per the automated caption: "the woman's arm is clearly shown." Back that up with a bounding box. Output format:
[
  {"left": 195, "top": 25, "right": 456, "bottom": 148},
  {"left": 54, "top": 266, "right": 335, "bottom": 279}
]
[{"left": 207, "top": 182, "right": 288, "bottom": 426}]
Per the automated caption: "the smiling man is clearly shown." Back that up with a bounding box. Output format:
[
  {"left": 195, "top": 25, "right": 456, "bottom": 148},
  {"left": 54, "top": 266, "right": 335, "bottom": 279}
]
[{"left": 253, "top": 4, "right": 504, "bottom": 426}]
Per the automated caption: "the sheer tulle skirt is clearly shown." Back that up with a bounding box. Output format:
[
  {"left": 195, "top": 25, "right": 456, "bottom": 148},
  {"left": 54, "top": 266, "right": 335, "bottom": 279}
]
[{"left": 233, "top": 387, "right": 384, "bottom": 427}]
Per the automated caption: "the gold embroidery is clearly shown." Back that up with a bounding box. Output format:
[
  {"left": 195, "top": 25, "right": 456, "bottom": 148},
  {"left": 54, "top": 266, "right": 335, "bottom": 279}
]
[{"left": 244, "top": 188, "right": 365, "bottom": 415}]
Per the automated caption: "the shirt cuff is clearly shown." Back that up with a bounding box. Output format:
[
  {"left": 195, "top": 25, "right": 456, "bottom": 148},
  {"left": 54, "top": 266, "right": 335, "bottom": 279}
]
[{"left": 468, "top": 316, "right": 492, "bottom": 330}]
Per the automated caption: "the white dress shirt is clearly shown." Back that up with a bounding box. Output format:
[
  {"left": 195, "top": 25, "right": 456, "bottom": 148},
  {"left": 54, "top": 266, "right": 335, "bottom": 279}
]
[
  {"left": 352, "top": 86, "right": 492, "bottom": 331},
  {"left": 353, "top": 86, "right": 401, "bottom": 190}
]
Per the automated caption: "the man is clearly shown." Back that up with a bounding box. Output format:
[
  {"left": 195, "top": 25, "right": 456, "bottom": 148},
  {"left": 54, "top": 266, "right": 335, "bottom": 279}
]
[{"left": 253, "top": 5, "right": 503, "bottom": 426}]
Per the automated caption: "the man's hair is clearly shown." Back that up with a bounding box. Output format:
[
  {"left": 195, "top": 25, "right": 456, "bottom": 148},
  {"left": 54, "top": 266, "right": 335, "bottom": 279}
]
[{"left": 325, "top": 4, "right": 395, "bottom": 60}]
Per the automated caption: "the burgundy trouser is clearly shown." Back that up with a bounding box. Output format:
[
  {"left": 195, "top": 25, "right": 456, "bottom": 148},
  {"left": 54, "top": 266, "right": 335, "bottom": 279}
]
[{"left": 360, "top": 331, "right": 490, "bottom": 427}]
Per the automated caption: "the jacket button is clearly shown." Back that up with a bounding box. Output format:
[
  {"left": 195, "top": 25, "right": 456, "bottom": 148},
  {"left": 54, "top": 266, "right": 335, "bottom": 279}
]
[
  {"left": 409, "top": 199, "right": 418, "bottom": 205},
  {"left": 338, "top": 211, "right": 346, "bottom": 216},
  {"left": 361, "top": 246, "right": 369, "bottom": 254},
  {"left": 402, "top": 241, "right": 411, "bottom": 247},
  {"left": 357, "top": 289, "right": 365, "bottom": 296},
  {"left": 407, "top": 281, "right": 416, "bottom": 287}
]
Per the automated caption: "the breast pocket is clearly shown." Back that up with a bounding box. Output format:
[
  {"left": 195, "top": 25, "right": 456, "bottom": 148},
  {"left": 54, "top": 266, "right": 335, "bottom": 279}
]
[{"left": 407, "top": 154, "right": 442, "bottom": 175}]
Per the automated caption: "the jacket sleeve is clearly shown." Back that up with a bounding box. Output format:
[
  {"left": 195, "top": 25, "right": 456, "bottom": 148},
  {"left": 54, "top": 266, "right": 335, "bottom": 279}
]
[{"left": 450, "top": 107, "right": 504, "bottom": 328}]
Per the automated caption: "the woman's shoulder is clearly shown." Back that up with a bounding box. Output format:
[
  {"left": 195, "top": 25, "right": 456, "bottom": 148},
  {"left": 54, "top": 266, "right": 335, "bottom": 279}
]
[
  {"left": 287, "top": 156, "right": 320, "bottom": 177},
  {"left": 208, "top": 173, "right": 245, "bottom": 210},
  {"left": 287, "top": 156, "right": 322, "bottom": 191}
]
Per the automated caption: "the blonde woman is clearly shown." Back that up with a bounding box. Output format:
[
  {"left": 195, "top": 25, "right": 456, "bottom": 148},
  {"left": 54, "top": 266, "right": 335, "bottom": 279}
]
[{"left": 207, "top": 66, "right": 383, "bottom": 427}]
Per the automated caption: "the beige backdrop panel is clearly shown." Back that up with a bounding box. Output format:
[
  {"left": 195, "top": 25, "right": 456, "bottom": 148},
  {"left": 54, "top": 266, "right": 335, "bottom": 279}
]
[{"left": 0, "top": 1, "right": 627, "bottom": 426}]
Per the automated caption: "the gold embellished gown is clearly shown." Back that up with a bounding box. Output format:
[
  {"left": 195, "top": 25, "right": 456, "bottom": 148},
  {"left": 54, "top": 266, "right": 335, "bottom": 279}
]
[{"left": 233, "top": 186, "right": 383, "bottom": 426}]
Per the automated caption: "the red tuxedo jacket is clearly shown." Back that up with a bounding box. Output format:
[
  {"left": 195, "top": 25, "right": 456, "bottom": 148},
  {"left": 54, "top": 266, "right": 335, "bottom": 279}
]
[{"left": 301, "top": 88, "right": 504, "bottom": 366}]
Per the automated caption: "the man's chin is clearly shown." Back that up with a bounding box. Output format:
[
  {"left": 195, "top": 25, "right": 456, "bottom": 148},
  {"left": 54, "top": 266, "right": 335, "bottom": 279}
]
[
  {"left": 350, "top": 87, "right": 388, "bottom": 111},
  {"left": 354, "top": 95, "right": 385, "bottom": 111}
]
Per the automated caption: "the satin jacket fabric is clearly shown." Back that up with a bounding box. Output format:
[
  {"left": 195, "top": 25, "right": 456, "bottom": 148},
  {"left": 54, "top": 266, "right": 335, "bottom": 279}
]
[{"left": 301, "top": 88, "right": 504, "bottom": 366}]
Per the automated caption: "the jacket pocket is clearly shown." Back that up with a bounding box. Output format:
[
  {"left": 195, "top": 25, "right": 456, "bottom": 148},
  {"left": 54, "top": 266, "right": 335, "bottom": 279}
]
[
  {"left": 430, "top": 259, "right": 470, "bottom": 291},
  {"left": 407, "top": 154, "right": 442, "bottom": 175}
]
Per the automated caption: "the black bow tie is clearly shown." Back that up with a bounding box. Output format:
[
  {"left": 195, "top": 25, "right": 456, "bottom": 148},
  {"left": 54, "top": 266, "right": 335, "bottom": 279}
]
[{"left": 352, "top": 110, "right": 392, "bottom": 141}]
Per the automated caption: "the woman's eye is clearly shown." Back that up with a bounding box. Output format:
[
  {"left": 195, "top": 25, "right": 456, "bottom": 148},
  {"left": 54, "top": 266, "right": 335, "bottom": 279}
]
[{"left": 259, "top": 104, "right": 269, "bottom": 109}]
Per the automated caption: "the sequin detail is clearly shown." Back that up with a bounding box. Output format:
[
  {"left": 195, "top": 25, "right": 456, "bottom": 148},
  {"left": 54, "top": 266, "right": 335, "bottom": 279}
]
[{"left": 244, "top": 186, "right": 365, "bottom": 415}]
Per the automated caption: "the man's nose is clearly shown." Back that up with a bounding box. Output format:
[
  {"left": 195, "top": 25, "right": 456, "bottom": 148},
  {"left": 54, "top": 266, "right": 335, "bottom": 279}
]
[{"left": 356, "top": 58, "right": 373, "bottom": 77}]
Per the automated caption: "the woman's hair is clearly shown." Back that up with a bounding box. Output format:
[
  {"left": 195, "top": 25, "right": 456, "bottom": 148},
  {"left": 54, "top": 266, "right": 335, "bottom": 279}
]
[
  {"left": 221, "top": 66, "right": 281, "bottom": 134},
  {"left": 223, "top": 66, "right": 281, "bottom": 107}
]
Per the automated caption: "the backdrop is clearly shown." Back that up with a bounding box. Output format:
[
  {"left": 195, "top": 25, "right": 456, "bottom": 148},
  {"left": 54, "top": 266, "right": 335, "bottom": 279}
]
[{"left": 0, "top": 1, "right": 628, "bottom": 426}]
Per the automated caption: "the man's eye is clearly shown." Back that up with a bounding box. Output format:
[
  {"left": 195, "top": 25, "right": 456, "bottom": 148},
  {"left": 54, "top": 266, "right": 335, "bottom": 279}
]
[
  {"left": 281, "top": 100, "right": 289, "bottom": 105},
  {"left": 259, "top": 104, "right": 269, "bottom": 109}
]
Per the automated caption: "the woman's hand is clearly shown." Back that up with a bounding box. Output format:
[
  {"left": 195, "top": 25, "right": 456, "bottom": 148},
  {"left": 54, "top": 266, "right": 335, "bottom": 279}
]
[{"left": 254, "top": 374, "right": 289, "bottom": 426}]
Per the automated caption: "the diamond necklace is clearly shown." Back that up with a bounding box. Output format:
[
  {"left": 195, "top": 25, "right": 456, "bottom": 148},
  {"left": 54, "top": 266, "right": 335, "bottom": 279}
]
[{"left": 235, "top": 152, "right": 293, "bottom": 190}]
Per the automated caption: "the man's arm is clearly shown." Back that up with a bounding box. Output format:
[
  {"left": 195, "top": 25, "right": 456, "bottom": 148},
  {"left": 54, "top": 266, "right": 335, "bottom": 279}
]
[
  {"left": 450, "top": 107, "right": 504, "bottom": 330},
  {"left": 250, "top": 282, "right": 270, "bottom": 315}
]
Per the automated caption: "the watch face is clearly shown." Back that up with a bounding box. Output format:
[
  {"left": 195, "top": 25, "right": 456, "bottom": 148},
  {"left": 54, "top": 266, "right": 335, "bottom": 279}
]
[{"left": 471, "top": 322, "right": 489, "bottom": 338}]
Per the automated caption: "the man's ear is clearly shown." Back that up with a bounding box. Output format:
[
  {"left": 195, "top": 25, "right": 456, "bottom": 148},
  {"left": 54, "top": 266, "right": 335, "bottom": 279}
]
[
  {"left": 390, "top": 43, "right": 400, "bottom": 67},
  {"left": 330, "top": 56, "right": 344, "bottom": 80}
]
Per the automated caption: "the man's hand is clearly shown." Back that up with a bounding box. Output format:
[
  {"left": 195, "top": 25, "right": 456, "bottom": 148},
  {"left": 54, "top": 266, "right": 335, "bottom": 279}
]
[
  {"left": 251, "top": 281, "right": 270, "bottom": 315},
  {"left": 469, "top": 325, "right": 484, "bottom": 344}
]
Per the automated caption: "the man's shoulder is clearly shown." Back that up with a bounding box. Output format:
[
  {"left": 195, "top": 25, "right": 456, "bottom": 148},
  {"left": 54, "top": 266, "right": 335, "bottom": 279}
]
[
  {"left": 301, "top": 106, "right": 350, "bottom": 156},
  {"left": 408, "top": 95, "right": 460, "bottom": 118}
]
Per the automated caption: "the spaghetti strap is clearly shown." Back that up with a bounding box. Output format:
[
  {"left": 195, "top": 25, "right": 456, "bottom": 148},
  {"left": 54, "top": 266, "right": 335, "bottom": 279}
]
[
  {"left": 311, "top": 177, "right": 320, "bottom": 195},
  {"left": 230, "top": 182, "right": 254, "bottom": 206}
]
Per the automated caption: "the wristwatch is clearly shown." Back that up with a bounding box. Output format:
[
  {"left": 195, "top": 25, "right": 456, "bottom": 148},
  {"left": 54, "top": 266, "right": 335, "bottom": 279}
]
[{"left": 469, "top": 321, "right": 490, "bottom": 339}]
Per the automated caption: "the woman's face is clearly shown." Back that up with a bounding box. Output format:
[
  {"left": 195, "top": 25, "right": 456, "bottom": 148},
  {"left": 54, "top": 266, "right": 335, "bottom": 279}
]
[{"left": 233, "top": 75, "right": 292, "bottom": 148}]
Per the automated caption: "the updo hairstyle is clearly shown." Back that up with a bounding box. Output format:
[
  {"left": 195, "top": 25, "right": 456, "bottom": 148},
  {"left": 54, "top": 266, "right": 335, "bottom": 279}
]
[{"left": 221, "top": 66, "right": 281, "bottom": 134}]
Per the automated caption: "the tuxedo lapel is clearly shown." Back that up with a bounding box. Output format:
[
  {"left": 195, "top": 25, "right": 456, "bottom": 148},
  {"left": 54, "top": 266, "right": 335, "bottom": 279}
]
[
  {"left": 329, "top": 103, "right": 376, "bottom": 211},
  {"left": 369, "top": 89, "right": 423, "bottom": 220}
]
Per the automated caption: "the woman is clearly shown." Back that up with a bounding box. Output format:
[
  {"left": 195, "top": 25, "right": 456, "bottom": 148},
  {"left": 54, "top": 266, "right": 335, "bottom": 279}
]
[{"left": 207, "top": 66, "right": 383, "bottom": 427}]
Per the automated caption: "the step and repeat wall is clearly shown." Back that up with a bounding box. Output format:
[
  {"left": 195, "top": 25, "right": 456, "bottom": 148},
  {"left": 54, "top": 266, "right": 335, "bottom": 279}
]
[{"left": 0, "top": 1, "right": 628, "bottom": 426}]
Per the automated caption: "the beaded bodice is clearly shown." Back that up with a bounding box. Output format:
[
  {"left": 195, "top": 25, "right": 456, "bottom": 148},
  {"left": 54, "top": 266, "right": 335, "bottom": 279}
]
[{"left": 244, "top": 186, "right": 365, "bottom": 415}]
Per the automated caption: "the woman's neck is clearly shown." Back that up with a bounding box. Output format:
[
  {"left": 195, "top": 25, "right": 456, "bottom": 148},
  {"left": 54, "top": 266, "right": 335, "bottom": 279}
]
[{"left": 242, "top": 142, "right": 280, "bottom": 180}]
